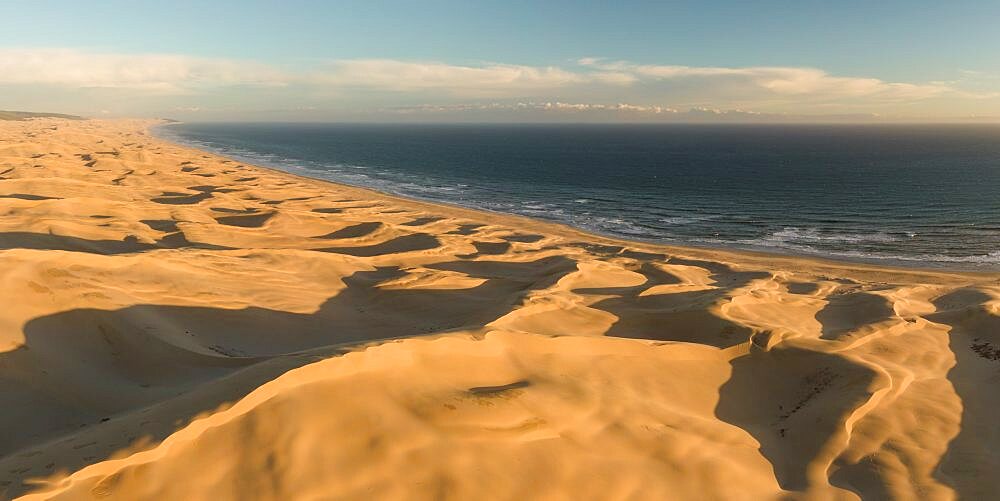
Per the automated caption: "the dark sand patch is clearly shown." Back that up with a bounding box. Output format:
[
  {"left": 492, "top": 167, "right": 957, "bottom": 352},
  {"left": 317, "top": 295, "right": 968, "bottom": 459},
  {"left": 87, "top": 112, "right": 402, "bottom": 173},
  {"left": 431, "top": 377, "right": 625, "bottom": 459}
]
[
  {"left": 0, "top": 193, "right": 60, "bottom": 201},
  {"left": 316, "top": 222, "right": 383, "bottom": 240},
  {"left": 211, "top": 207, "right": 258, "bottom": 214},
  {"left": 141, "top": 220, "right": 181, "bottom": 233},
  {"left": 459, "top": 241, "right": 512, "bottom": 258},
  {"left": 816, "top": 291, "right": 895, "bottom": 340},
  {"left": 151, "top": 192, "right": 213, "bottom": 205},
  {"left": 467, "top": 380, "right": 531, "bottom": 395},
  {"left": 317, "top": 233, "right": 440, "bottom": 257},
  {"left": 402, "top": 217, "right": 445, "bottom": 227},
  {"left": 448, "top": 224, "right": 486, "bottom": 236},
  {"left": 214, "top": 212, "right": 276, "bottom": 228},
  {"left": 787, "top": 282, "right": 820, "bottom": 295},
  {"left": 503, "top": 233, "right": 545, "bottom": 243}
]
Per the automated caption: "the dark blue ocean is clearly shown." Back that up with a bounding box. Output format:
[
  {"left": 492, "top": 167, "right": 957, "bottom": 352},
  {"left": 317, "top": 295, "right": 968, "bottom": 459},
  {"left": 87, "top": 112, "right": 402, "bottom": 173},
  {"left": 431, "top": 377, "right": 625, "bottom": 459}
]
[{"left": 156, "top": 123, "right": 1000, "bottom": 270}]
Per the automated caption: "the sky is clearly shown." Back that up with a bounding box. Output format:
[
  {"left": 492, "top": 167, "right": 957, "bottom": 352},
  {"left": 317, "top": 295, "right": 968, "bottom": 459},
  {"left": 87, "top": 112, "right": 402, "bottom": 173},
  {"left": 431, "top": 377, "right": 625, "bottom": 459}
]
[{"left": 2, "top": 0, "right": 999, "bottom": 122}]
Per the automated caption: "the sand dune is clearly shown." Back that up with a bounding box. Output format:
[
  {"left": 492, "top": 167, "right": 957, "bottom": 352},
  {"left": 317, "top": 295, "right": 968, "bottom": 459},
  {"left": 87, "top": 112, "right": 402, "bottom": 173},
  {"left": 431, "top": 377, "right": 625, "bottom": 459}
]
[{"left": 1, "top": 119, "right": 998, "bottom": 500}]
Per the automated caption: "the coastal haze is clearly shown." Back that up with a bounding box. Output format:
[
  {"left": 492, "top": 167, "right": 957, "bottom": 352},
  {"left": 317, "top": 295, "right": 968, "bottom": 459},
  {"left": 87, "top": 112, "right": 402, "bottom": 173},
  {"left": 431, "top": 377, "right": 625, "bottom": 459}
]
[{"left": 2, "top": 1, "right": 1000, "bottom": 500}]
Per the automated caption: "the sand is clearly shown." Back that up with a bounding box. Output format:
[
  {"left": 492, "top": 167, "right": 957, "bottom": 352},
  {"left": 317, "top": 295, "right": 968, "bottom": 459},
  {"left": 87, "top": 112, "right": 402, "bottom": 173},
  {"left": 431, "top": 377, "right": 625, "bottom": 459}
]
[{"left": 0, "top": 118, "right": 997, "bottom": 500}]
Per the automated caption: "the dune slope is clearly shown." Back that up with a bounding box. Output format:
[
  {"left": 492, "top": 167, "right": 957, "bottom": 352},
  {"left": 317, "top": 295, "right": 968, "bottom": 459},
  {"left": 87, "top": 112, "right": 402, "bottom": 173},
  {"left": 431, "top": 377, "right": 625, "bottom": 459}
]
[{"left": 0, "top": 119, "right": 998, "bottom": 500}]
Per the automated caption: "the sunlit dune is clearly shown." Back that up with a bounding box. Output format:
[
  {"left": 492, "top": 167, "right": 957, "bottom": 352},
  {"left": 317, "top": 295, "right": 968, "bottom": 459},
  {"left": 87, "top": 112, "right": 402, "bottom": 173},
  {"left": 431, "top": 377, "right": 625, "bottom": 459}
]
[{"left": 1, "top": 119, "right": 998, "bottom": 500}]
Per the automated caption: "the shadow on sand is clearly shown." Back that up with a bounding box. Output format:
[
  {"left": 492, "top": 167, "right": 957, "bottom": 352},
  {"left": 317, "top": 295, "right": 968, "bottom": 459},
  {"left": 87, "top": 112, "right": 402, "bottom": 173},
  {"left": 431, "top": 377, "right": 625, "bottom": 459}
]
[{"left": 0, "top": 255, "right": 578, "bottom": 497}]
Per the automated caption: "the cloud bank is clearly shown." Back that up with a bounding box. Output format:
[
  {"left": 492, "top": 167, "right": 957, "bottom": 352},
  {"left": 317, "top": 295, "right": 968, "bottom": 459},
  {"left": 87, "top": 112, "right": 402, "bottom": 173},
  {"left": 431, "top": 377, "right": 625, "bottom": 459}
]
[
  {"left": 0, "top": 48, "right": 994, "bottom": 121},
  {"left": 0, "top": 49, "right": 285, "bottom": 91},
  {"left": 578, "top": 59, "right": 950, "bottom": 100}
]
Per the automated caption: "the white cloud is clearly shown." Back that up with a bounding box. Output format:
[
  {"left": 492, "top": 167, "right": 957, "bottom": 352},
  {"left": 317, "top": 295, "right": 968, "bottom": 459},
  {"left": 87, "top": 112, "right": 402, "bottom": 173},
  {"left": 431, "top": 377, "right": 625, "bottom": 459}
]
[
  {"left": 310, "top": 58, "right": 954, "bottom": 104},
  {"left": 0, "top": 49, "right": 958, "bottom": 101},
  {"left": 0, "top": 48, "right": 286, "bottom": 91},
  {"left": 373, "top": 102, "right": 893, "bottom": 123},
  {"left": 312, "top": 59, "right": 592, "bottom": 96},
  {"left": 384, "top": 101, "right": 679, "bottom": 114},
  {"left": 579, "top": 59, "right": 950, "bottom": 101},
  {"left": 0, "top": 48, "right": 993, "bottom": 119}
]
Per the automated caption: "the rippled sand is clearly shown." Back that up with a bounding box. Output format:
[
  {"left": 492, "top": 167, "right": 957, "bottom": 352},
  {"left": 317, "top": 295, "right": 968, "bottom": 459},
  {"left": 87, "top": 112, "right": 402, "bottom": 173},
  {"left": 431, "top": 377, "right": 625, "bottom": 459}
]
[{"left": 1, "top": 119, "right": 998, "bottom": 500}]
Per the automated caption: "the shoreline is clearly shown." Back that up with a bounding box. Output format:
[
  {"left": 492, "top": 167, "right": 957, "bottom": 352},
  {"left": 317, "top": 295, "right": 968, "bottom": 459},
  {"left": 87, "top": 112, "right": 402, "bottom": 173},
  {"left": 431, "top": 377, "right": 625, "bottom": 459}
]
[
  {"left": 151, "top": 121, "right": 999, "bottom": 281},
  {"left": 2, "top": 117, "right": 998, "bottom": 499}
]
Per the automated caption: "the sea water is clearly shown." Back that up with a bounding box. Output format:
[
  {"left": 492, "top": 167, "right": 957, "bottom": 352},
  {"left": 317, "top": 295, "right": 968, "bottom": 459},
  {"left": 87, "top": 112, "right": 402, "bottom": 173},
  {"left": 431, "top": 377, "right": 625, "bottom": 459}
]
[{"left": 157, "top": 123, "right": 1000, "bottom": 270}]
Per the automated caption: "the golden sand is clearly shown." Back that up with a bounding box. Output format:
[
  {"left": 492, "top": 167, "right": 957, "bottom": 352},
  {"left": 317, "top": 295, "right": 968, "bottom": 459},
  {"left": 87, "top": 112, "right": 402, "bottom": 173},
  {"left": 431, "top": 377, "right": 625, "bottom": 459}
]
[{"left": 1, "top": 119, "right": 997, "bottom": 500}]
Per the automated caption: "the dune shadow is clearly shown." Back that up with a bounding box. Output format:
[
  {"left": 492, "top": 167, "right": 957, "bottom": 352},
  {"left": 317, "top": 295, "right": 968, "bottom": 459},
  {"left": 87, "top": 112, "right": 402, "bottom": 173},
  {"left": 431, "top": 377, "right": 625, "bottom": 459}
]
[
  {"left": 567, "top": 242, "right": 623, "bottom": 256},
  {"left": 210, "top": 207, "right": 257, "bottom": 214},
  {"left": 927, "top": 287, "right": 1000, "bottom": 498},
  {"left": 0, "top": 231, "right": 232, "bottom": 255},
  {"left": 590, "top": 290, "right": 753, "bottom": 347},
  {"left": 0, "top": 257, "right": 580, "bottom": 497},
  {"left": 429, "top": 255, "right": 576, "bottom": 286},
  {"left": 0, "top": 194, "right": 60, "bottom": 201},
  {"left": 572, "top": 262, "right": 681, "bottom": 297},
  {"left": 317, "top": 233, "right": 441, "bottom": 257},
  {"left": 140, "top": 220, "right": 180, "bottom": 233},
  {"left": 815, "top": 291, "right": 895, "bottom": 340},
  {"left": 315, "top": 222, "right": 383, "bottom": 240},
  {"left": 669, "top": 257, "right": 771, "bottom": 288},
  {"left": 786, "top": 282, "right": 819, "bottom": 295},
  {"left": 620, "top": 249, "right": 666, "bottom": 261},
  {"left": 931, "top": 287, "right": 992, "bottom": 312},
  {"left": 401, "top": 216, "right": 444, "bottom": 227},
  {"left": 715, "top": 346, "right": 878, "bottom": 492},
  {"left": 156, "top": 231, "right": 235, "bottom": 250},
  {"left": 502, "top": 233, "right": 545, "bottom": 243},
  {"left": 0, "top": 232, "right": 158, "bottom": 254},
  {"left": 579, "top": 259, "right": 767, "bottom": 347},
  {"left": 151, "top": 192, "right": 213, "bottom": 205},
  {"left": 458, "top": 241, "right": 512, "bottom": 258},
  {"left": 213, "top": 211, "right": 275, "bottom": 228},
  {"left": 447, "top": 223, "right": 485, "bottom": 236},
  {"left": 563, "top": 242, "right": 669, "bottom": 261}
]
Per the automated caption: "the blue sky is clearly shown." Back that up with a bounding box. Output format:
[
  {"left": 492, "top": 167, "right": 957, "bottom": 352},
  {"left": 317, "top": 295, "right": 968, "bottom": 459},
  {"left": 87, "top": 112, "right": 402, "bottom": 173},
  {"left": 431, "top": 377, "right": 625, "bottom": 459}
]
[{"left": 2, "top": 0, "right": 998, "bottom": 121}]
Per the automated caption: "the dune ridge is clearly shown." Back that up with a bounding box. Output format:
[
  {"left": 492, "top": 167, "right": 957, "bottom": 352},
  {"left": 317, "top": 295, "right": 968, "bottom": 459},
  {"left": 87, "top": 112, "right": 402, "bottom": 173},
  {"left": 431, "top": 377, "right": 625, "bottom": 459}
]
[
  {"left": 0, "top": 112, "right": 82, "bottom": 122},
  {"left": 1, "top": 119, "right": 998, "bottom": 500}
]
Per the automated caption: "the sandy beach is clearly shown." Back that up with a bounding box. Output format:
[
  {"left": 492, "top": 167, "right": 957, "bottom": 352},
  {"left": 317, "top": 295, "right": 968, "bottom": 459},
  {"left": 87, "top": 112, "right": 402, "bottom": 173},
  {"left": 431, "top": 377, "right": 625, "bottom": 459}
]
[{"left": 1, "top": 118, "right": 998, "bottom": 500}]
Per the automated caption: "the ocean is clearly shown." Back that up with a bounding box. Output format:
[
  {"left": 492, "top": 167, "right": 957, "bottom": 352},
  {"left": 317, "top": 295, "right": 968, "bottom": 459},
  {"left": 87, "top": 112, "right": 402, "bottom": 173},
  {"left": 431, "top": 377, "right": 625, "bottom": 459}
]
[{"left": 156, "top": 123, "right": 1000, "bottom": 270}]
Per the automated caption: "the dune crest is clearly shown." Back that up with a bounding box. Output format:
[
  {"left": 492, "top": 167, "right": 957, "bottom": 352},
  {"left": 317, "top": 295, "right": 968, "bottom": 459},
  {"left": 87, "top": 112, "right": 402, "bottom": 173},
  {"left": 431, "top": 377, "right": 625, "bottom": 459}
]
[{"left": 1, "top": 119, "right": 997, "bottom": 500}]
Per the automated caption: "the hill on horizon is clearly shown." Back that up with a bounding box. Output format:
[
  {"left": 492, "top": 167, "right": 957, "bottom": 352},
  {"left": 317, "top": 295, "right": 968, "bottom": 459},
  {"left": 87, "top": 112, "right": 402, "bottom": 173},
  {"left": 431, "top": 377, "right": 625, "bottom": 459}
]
[{"left": 0, "top": 110, "right": 83, "bottom": 121}]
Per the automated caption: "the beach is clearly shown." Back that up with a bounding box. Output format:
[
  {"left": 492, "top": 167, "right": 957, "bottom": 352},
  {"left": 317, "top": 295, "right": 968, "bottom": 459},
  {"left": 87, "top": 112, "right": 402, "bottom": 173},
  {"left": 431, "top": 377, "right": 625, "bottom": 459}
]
[
  {"left": 1, "top": 118, "right": 998, "bottom": 499},
  {"left": 159, "top": 122, "right": 1000, "bottom": 270}
]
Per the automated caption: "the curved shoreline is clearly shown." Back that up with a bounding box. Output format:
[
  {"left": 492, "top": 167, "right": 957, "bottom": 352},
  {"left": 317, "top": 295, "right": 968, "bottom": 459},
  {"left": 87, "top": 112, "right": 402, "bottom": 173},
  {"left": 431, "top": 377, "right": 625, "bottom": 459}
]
[
  {"left": 151, "top": 121, "right": 999, "bottom": 280},
  {"left": 3, "top": 117, "right": 999, "bottom": 499}
]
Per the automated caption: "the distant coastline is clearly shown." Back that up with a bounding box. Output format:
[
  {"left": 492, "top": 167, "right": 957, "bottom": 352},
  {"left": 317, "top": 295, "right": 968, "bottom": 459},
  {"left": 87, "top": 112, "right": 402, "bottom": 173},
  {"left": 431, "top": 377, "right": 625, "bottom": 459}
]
[
  {"left": 0, "top": 110, "right": 83, "bottom": 121},
  {"left": 154, "top": 121, "right": 1000, "bottom": 272}
]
